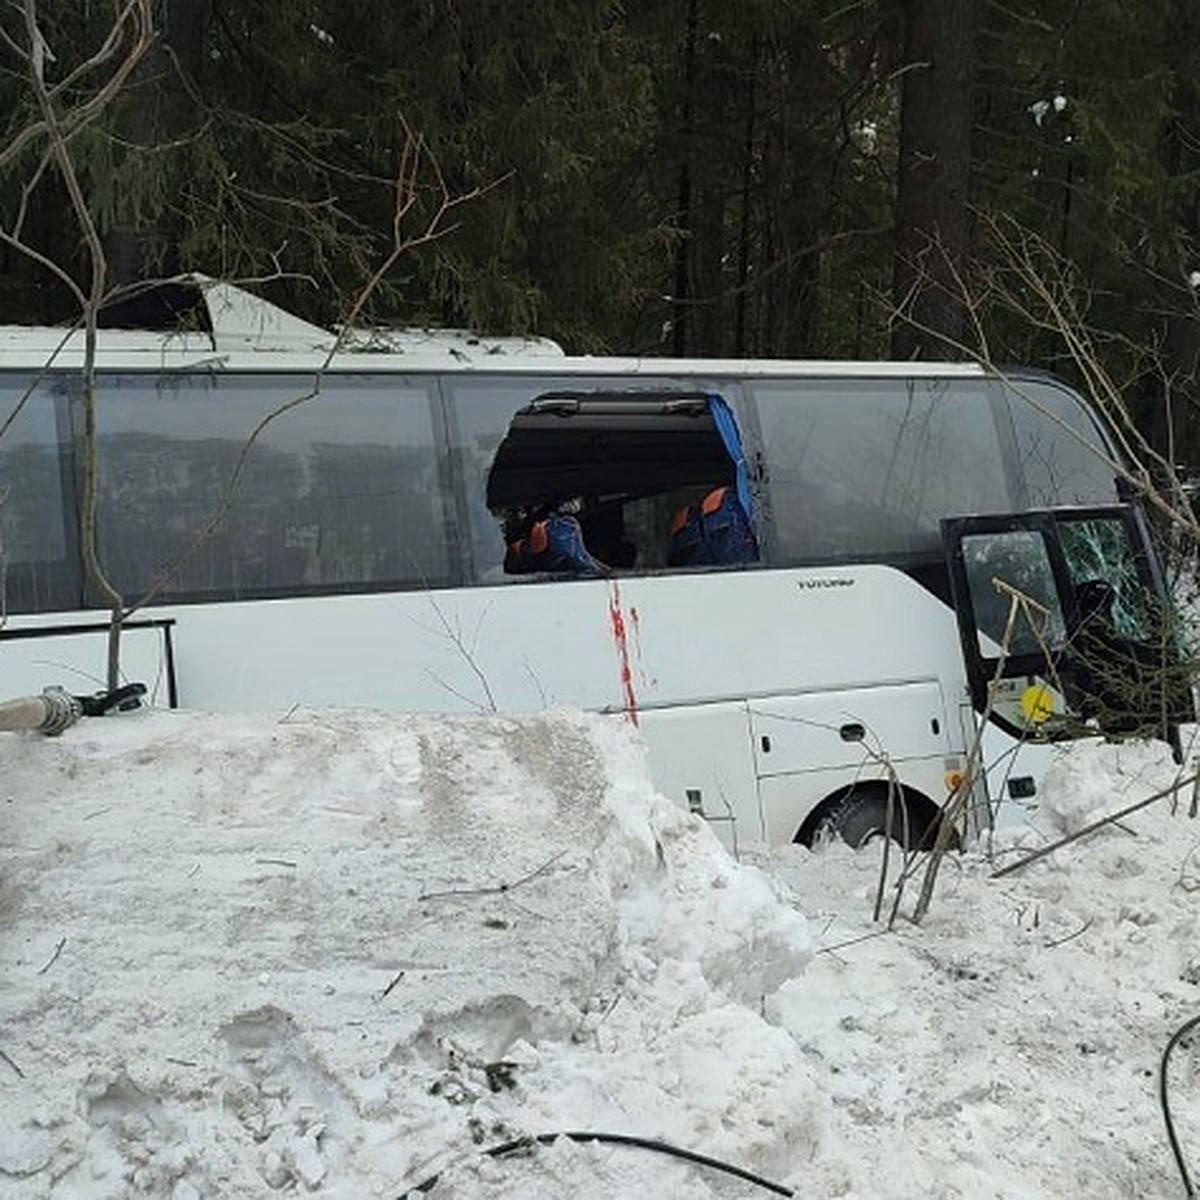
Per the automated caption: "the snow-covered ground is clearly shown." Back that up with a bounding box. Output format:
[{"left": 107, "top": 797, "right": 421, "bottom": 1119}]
[{"left": 3, "top": 707, "right": 1200, "bottom": 1198}]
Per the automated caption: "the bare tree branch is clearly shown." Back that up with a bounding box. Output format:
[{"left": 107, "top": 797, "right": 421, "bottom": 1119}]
[
  {"left": 121, "top": 124, "right": 492, "bottom": 618},
  {"left": 18, "top": 0, "right": 156, "bottom": 685}
]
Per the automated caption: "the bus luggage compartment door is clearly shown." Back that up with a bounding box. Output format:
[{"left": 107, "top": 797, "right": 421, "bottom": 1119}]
[
  {"left": 636, "top": 701, "right": 762, "bottom": 850},
  {"left": 748, "top": 682, "right": 951, "bottom": 843}
]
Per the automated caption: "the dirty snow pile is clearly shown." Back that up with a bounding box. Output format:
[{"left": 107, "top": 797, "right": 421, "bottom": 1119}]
[{"left": 2, "top": 708, "right": 1200, "bottom": 1198}]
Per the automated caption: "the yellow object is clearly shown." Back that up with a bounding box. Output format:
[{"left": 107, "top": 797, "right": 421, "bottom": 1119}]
[{"left": 1019, "top": 683, "right": 1055, "bottom": 723}]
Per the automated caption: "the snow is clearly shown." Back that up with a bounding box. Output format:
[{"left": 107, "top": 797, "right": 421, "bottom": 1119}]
[
  {"left": 3, "top": 707, "right": 1200, "bottom": 1198},
  {"left": 1029, "top": 95, "right": 1068, "bottom": 127}
]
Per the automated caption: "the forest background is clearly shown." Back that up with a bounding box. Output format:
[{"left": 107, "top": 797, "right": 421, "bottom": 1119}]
[{"left": 3, "top": 0, "right": 1200, "bottom": 464}]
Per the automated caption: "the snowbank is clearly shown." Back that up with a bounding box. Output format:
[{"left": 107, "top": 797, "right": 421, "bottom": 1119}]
[
  {"left": 0, "top": 709, "right": 811, "bottom": 1198},
  {"left": 4, "top": 711, "right": 1200, "bottom": 1197}
]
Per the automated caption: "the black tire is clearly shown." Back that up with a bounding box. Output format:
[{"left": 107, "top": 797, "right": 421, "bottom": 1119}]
[{"left": 816, "top": 788, "right": 933, "bottom": 850}]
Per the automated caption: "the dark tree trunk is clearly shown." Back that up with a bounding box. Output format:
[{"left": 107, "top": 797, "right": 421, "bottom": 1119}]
[
  {"left": 671, "top": 0, "right": 699, "bottom": 356},
  {"left": 106, "top": 0, "right": 212, "bottom": 290},
  {"left": 1152, "top": 0, "right": 1200, "bottom": 465},
  {"left": 891, "top": 0, "right": 978, "bottom": 360}
]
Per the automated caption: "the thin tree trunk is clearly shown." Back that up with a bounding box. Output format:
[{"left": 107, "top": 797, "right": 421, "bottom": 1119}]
[{"left": 891, "top": 0, "right": 978, "bottom": 360}]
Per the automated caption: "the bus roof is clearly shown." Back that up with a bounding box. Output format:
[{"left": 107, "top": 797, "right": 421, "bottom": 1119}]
[{"left": 0, "top": 275, "right": 991, "bottom": 379}]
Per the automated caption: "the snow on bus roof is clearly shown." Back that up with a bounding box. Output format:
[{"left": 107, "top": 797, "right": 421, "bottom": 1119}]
[
  {"left": 0, "top": 274, "right": 995, "bottom": 378},
  {"left": 0, "top": 275, "right": 567, "bottom": 364}
]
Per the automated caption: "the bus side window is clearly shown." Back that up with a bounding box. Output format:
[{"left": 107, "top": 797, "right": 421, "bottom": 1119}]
[
  {"left": 0, "top": 375, "right": 77, "bottom": 614},
  {"left": 752, "top": 377, "right": 1011, "bottom": 564},
  {"left": 90, "top": 372, "right": 451, "bottom": 601},
  {"left": 483, "top": 388, "right": 754, "bottom": 580}
]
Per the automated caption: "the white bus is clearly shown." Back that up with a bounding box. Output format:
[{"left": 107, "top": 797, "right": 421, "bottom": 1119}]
[{"left": 0, "top": 281, "right": 1191, "bottom": 849}]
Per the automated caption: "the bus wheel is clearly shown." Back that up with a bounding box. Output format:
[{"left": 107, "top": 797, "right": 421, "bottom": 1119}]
[{"left": 812, "top": 787, "right": 934, "bottom": 850}]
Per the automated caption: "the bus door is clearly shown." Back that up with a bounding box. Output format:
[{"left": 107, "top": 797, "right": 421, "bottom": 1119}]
[{"left": 942, "top": 506, "right": 1190, "bottom": 793}]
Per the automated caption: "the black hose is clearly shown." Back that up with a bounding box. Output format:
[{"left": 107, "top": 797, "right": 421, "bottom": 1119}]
[
  {"left": 1160, "top": 1012, "right": 1200, "bottom": 1197},
  {"left": 401, "top": 1129, "right": 795, "bottom": 1197}
]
